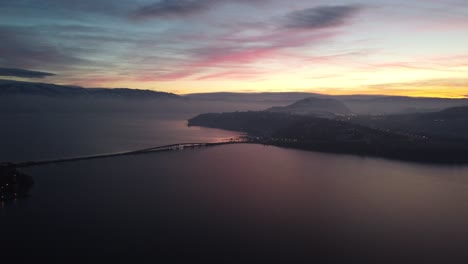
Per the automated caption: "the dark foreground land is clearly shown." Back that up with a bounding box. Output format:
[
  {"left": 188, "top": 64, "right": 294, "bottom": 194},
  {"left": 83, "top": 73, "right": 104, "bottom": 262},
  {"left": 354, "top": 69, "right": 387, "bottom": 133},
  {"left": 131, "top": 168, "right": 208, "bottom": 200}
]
[
  {"left": 0, "top": 164, "right": 34, "bottom": 201},
  {"left": 189, "top": 111, "right": 468, "bottom": 164}
]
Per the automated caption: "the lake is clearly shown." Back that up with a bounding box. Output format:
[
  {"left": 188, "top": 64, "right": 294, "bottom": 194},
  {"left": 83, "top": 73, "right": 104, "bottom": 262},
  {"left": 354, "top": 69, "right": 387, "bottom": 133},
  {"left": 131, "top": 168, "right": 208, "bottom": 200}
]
[{"left": 2, "top": 111, "right": 468, "bottom": 263}]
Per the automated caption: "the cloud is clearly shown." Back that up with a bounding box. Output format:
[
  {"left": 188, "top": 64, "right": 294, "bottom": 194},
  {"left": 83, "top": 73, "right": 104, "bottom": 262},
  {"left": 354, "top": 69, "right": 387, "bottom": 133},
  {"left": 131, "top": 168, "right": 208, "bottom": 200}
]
[
  {"left": 133, "top": 0, "right": 209, "bottom": 19},
  {"left": 127, "top": 4, "right": 366, "bottom": 82},
  {"left": 135, "top": 30, "right": 339, "bottom": 82},
  {"left": 131, "top": 4, "right": 366, "bottom": 82},
  {"left": 362, "top": 78, "right": 468, "bottom": 98},
  {"left": 0, "top": 26, "right": 87, "bottom": 70},
  {"left": 195, "top": 69, "right": 269, "bottom": 81},
  {"left": 0, "top": 68, "right": 56, "bottom": 78},
  {"left": 381, "top": 78, "right": 468, "bottom": 88},
  {"left": 132, "top": 0, "right": 267, "bottom": 19},
  {"left": 284, "top": 5, "right": 363, "bottom": 29},
  {"left": 0, "top": 0, "right": 130, "bottom": 15}
]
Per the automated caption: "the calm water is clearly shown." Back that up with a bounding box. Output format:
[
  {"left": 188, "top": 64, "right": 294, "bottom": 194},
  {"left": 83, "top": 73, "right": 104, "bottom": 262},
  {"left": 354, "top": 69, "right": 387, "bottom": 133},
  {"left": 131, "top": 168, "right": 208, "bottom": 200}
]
[
  {"left": 0, "top": 113, "right": 242, "bottom": 162},
  {"left": 2, "top": 113, "right": 468, "bottom": 263}
]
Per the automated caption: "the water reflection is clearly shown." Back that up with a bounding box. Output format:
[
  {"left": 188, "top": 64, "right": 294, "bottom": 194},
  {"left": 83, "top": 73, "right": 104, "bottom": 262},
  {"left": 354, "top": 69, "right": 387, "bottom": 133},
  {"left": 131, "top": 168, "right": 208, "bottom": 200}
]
[{"left": 2, "top": 144, "right": 468, "bottom": 262}]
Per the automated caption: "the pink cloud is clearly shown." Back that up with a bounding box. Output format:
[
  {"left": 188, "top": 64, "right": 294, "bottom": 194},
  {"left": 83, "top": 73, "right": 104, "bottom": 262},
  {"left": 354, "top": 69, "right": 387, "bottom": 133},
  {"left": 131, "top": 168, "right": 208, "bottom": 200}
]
[
  {"left": 137, "top": 30, "right": 339, "bottom": 81},
  {"left": 128, "top": 5, "right": 364, "bottom": 82},
  {"left": 138, "top": 70, "right": 197, "bottom": 82},
  {"left": 196, "top": 69, "right": 270, "bottom": 81}
]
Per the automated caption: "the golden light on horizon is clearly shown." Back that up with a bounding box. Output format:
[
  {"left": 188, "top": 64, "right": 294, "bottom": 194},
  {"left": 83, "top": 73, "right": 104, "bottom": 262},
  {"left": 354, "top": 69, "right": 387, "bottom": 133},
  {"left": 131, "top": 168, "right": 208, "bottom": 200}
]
[{"left": 46, "top": 66, "right": 468, "bottom": 99}]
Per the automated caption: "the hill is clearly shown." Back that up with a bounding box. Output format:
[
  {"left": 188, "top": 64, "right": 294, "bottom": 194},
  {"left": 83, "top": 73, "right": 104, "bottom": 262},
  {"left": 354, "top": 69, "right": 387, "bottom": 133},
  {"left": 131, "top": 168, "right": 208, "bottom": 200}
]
[
  {"left": 0, "top": 79, "right": 179, "bottom": 99},
  {"left": 185, "top": 92, "right": 468, "bottom": 115},
  {"left": 0, "top": 79, "right": 88, "bottom": 97},
  {"left": 184, "top": 92, "right": 319, "bottom": 103},
  {"left": 266, "top": 97, "right": 351, "bottom": 118}
]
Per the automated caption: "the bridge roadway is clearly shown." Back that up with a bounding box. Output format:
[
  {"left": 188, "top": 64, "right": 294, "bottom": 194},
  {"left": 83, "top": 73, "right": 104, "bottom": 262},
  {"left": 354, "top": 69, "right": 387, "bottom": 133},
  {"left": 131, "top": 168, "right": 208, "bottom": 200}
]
[{"left": 8, "top": 141, "right": 248, "bottom": 168}]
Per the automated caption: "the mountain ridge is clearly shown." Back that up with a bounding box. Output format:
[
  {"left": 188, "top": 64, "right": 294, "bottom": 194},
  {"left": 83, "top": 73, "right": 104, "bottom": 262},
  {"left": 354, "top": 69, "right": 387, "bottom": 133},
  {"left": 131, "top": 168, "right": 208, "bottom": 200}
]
[
  {"left": 266, "top": 97, "right": 352, "bottom": 118},
  {"left": 0, "top": 79, "right": 179, "bottom": 99}
]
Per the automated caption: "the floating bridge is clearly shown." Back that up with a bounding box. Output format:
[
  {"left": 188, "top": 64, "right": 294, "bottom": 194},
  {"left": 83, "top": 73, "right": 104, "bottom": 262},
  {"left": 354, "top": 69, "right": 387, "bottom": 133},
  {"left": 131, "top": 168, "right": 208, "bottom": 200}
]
[{"left": 6, "top": 141, "right": 248, "bottom": 168}]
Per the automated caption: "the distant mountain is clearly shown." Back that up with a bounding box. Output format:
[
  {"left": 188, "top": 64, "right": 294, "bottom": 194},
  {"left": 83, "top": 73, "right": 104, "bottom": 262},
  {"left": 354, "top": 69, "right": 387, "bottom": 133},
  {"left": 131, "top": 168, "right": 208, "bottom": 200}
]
[
  {"left": 184, "top": 92, "right": 385, "bottom": 102},
  {"left": 86, "top": 88, "right": 179, "bottom": 99},
  {"left": 185, "top": 92, "right": 468, "bottom": 115},
  {"left": 0, "top": 79, "right": 179, "bottom": 99},
  {"left": 266, "top": 97, "right": 352, "bottom": 118},
  {"left": 184, "top": 92, "right": 321, "bottom": 103},
  {"left": 0, "top": 79, "right": 88, "bottom": 96},
  {"left": 3, "top": 79, "right": 468, "bottom": 114}
]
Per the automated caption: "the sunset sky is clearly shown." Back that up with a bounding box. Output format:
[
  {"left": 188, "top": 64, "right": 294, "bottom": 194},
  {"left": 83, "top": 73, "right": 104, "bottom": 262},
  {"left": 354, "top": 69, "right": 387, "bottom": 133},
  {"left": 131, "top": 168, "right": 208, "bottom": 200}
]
[{"left": 1, "top": 0, "right": 467, "bottom": 97}]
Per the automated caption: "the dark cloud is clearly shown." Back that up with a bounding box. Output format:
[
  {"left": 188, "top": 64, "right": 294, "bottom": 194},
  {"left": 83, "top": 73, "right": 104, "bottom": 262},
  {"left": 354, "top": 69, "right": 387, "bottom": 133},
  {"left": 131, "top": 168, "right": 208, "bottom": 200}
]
[
  {"left": 132, "top": 0, "right": 267, "bottom": 19},
  {"left": 134, "top": 0, "right": 209, "bottom": 19},
  {"left": 284, "top": 5, "right": 363, "bottom": 29},
  {"left": 0, "top": 0, "right": 129, "bottom": 15},
  {"left": 0, "top": 68, "right": 55, "bottom": 78},
  {"left": 0, "top": 25, "right": 90, "bottom": 70}
]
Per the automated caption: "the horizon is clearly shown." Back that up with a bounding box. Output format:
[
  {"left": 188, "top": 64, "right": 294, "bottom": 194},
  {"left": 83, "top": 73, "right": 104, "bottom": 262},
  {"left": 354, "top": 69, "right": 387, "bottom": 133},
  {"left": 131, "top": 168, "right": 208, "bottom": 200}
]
[
  {"left": 1, "top": 1, "right": 467, "bottom": 98},
  {"left": 2, "top": 78, "right": 468, "bottom": 99}
]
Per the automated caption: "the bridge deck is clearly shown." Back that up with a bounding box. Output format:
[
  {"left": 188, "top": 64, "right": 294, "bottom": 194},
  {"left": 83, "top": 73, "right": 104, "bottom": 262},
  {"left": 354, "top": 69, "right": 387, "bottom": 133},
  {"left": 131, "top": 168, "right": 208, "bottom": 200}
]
[{"left": 5, "top": 141, "right": 249, "bottom": 168}]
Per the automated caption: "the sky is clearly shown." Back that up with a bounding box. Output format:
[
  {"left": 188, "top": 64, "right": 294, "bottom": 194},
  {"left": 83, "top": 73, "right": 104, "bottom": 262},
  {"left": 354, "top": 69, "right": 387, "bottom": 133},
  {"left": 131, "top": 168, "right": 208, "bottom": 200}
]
[{"left": 0, "top": 0, "right": 467, "bottom": 97}]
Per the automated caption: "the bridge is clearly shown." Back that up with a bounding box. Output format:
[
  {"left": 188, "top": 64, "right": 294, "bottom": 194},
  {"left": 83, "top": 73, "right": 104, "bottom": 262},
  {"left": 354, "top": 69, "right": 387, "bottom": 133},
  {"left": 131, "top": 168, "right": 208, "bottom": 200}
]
[{"left": 4, "top": 141, "right": 249, "bottom": 169}]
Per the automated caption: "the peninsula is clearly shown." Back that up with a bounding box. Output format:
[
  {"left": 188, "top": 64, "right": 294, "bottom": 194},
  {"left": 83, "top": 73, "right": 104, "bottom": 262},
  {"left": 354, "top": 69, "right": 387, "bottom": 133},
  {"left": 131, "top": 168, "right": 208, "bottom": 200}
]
[{"left": 188, "top": 111, "right": 468, "bottom": 164}]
